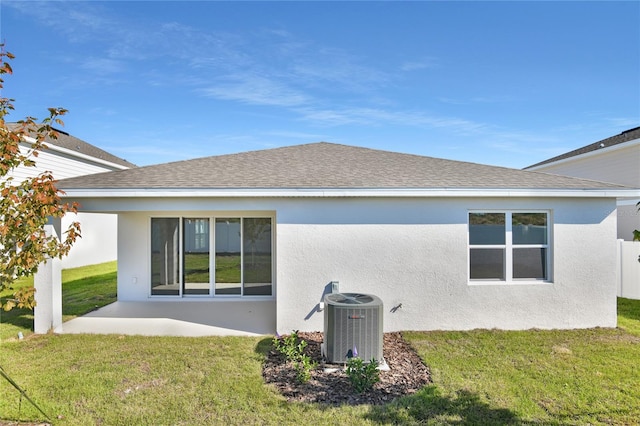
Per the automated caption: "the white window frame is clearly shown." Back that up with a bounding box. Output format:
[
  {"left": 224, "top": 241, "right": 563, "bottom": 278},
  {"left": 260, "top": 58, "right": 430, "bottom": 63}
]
[{"left": 468, "top": 210, "right": 552, "bottom": 285}]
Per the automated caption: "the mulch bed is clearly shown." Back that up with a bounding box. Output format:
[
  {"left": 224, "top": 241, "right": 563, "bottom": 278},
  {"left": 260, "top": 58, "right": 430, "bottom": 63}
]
[{"left": 263, "top": 331, "right": 432, "bottom": 406}]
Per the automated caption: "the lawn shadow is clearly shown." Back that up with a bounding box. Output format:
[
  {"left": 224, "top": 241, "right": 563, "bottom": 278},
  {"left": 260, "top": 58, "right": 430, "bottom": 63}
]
[
  {"left": 0, "top": 305, "right": 34, "bottom": 333},
  {"left": 366, "top": 385, "right": 524, "bottom": 425},
  {"left": 255, "top": 336, "right": 274, "bottom": 356}
]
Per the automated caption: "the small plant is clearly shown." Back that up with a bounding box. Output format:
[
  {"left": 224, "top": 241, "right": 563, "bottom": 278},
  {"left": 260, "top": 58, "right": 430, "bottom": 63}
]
[
  {"left": 273, "top": 330, "right": 306, "bottom": 361},
  {"left": 294, "top": 353, "right": 317, "bottom": 384},
  {"left": 273, "top": 330, "right": 317, "bottom": 383},
  {"left": 346, "top": 357, "right": 380, "bottom": 393}
]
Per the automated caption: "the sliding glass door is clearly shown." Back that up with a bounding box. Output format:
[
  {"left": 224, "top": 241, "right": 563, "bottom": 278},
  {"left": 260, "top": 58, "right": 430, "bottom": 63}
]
[{"left": 151, "top": 216, "right": 273, "bottom": 297}]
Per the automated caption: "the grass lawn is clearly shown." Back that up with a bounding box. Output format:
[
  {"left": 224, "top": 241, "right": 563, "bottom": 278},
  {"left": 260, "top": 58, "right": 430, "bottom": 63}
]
[
  {"left": 0, "top": 261, "right": 117, "bottom": 341},
  {"left": 1, "top": 262, "right": 640, "bottom": 424}
]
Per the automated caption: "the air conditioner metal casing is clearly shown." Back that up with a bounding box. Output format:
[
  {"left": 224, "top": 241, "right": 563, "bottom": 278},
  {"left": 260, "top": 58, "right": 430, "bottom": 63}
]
[{"left": 323, "top": 292, "right": 383, "bottom": 363}]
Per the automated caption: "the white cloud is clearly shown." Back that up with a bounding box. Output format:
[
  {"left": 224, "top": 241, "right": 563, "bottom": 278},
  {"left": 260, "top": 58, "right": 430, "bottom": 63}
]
[
  {"left": 438, "top": 95, "right": 514, "bottom": 105},
  {"left": 296, "top": 106, "right": 489, "bottom": 135},
  {"left": 200, "top": 74, "right": 309, "bottom": 107},
  {"left": 400, "top": 58, "right": 440, "bottom": 71},
  {"left": 605, "top": 117, "right": 638, "bottom": 129},
  {"left": 81, "top": 58, "right": 126, "bottom": 75},
  {"left": 262, "top": 130, "right": 326, "bottom": 140}
]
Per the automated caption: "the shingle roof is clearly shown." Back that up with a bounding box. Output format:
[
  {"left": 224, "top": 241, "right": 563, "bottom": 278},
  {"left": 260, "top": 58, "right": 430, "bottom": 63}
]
[
  {"left": 525, "top": 126, "right": 640, "bottom": 169},
  {"left": 57, "top": 142, "right": 628, "bottom": 191},
  {"left": 8, "top": 123, "right": 136, "bottom": 169}
]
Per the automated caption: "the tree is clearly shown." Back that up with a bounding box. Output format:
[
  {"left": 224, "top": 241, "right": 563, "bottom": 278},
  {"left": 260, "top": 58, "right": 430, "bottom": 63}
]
[{"left": 0, "top": 46, "right": 81, "bottom": 311}]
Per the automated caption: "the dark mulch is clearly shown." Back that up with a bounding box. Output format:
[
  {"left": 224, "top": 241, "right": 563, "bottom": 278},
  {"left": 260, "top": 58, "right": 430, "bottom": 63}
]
[{"left": 263, "top": 331, "right": 432, "bottom": 406}]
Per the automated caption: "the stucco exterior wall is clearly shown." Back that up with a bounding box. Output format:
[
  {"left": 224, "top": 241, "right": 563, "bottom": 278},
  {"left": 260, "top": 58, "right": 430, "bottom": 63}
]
[
  {"left": 105, "top": 196, "right": 618, "bottom": 333},
  {"left": 61, "top": 213, "right": 118, "bottom": 269},
  {"left": 276, "top": 197, "right": 618, "bottom": 333}
]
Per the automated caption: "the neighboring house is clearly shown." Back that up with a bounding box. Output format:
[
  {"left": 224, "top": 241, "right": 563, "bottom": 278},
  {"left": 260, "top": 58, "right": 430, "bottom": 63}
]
[
  {"left": 47, "top": 142, "right": 638, "bottom": 335},
  {"left": 4, "top": 124, "right": 136, "bottom": 268},
  {"left": 525, "top": 127, "right": 640, "bottom": 241}
]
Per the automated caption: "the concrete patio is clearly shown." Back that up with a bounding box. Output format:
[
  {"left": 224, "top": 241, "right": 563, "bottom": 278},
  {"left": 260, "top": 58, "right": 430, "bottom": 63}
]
[{"left": 54, "top": 300, "right": 276, "bottom": 337}]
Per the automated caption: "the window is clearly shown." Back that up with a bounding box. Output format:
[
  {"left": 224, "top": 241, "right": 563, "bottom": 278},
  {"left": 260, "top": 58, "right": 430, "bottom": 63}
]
[
  {"left": 469, "top": 211, "right": 549, "bottom": 282},
  {"left": 151, "top": 216, "right": 273, "bottom": 297}
]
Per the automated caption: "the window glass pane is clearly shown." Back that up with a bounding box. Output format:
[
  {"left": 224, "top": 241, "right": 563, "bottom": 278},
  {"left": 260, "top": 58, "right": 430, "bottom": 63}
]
[
  {"left": 183, "top": 218, "right": 210, "bottom": 295},
  {"left": 151, "top": 218, "right": 180, "bottom": 295},
  {"left": 513, "top": 248, "right": 547, "bottom": 279},
  {"left": 513, "top": 213, "right": 547, "bottom": 245},
  {"left": 215, "top": 218, "right": 241, "bottom": 295},
  {"left": 469, "top": 213, "right": 505, "bottom": 245},
  {"left": 470, "top": 248, "right": 505, "bottom": 280},
  {"left": 243, "top": 218, "right": 272, "bottom": 296}
]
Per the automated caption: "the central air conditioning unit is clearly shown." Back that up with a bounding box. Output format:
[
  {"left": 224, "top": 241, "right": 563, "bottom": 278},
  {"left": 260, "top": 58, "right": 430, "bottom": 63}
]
[{"left": 323, "top": 292, "right": 383, "bottom": 364}]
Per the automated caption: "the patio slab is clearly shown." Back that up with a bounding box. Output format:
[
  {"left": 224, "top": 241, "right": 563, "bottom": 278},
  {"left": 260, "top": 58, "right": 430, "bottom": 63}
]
[{"left": 55, "top": 300, "right": 276, "bottom": 337}]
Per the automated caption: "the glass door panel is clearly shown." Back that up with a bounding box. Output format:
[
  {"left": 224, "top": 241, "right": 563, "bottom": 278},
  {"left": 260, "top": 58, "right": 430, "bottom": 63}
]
[
  {"left": 183, "top": 218, "right": 210, "bottom": 295},
  {"left": 151, "top": 218, "right": 180, "bottom": 295},
  {"left": 243, "top": 218, "right": 272, "bottom": 296},
  {"left": 215, "top": 218, "right": 241, "bottom": 295}
]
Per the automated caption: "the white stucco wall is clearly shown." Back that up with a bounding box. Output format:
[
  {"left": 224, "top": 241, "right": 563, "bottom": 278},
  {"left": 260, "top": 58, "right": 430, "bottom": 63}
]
[
  {"left": 80, "top": 196, "right": 618, "bottom": 333},
  {"left": 275, "top": 197, "right": 618, "bottom": 333},
  {"left": 61, "top": 213, "right": 118, "bottom": 269}
]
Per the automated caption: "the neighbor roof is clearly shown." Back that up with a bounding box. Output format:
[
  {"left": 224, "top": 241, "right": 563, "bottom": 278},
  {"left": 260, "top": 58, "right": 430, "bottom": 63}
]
[
  {"left": 57, "top": 142, "right": 630, "bottom": 192},
  {"left": 8, "top": 123, "right": 136, "bottom": 169},
  {"left": 525, "top": 126, "right": 640, "bottom": 169}
]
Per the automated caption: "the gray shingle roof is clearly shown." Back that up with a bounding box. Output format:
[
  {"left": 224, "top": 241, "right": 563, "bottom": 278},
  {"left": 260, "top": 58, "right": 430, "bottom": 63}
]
[
  {"left": 8, "top": 123, "right": 136, "bottom": 169},
  {"left": 525, "top": 126, "right": 640, "bottom": 169},
  {"left": 57, "top": 142, "right": 628, "bottom": 191}
]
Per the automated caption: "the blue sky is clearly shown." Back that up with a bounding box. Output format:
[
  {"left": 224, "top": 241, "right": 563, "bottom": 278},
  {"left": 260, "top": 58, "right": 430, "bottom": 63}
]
[{"left": 2, "top": 1, "right": 639, "bottom": 168}]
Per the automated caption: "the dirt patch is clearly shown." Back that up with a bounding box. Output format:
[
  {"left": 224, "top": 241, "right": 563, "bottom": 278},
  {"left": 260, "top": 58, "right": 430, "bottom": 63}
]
[{"left": 263, "top": 331, "right": 431, "bottom": 406}]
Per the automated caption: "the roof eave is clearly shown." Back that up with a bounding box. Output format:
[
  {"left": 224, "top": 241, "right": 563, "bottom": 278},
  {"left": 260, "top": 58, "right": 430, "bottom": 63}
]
[
  {"left": 21, "top": 135, "right": 131, "bottom": 171},
  {"left": 60, "top": 187, "right": 640, "bottom": 199}
]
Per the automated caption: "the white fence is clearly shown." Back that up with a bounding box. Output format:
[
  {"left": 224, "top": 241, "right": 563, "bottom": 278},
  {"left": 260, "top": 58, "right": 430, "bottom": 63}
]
[{"left": 618, "top": 240, "right": 640, "bottom": 299}]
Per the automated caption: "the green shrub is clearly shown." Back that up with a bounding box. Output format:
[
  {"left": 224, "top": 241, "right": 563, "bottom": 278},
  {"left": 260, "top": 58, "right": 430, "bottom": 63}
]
[
  {"left": 273, "top": 330, "right": 317, "bottom": 383},
  {"left": 294, "top": 354, "right": 317, "bottom": 383},
  {"left": 273, "top": 330, "right": 306, "bottom": 361},
  {"left": 346, "top": 357, "right": 380, "bottom": 393}
]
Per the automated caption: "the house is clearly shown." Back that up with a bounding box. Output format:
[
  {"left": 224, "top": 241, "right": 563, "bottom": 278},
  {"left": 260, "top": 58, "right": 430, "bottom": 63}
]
[
  {"left": 40, "top": 142, "right": 638, "bottom": 336},
  {"left": 525, "top": 127, "right": 640, "bottom": 241},
  {"left": 4, "top": 124, "right": 136, "bottom": 268}
]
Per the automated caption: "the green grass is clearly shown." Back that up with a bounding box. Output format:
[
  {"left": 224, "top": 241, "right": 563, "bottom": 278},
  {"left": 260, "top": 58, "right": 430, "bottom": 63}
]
[
  {"left": 184, "top": 253, "right": 211, "bottom": 283},
  {"left": 0, "top": 274, "right": 36, "bottom": 341},
  {"left": 618, "top": 296, "right": 640, "bottom": 335},
  {"left": 396, "top": 327, "right": 640, "bottom": 424},
  {"left": 0, "top": 261, "right": 117, "bottom": 341},
  {"left": 1, "top": 266, "right": 640, "bottom": 424},
  {"left": 215, "top": 253, "right": 241, "bottom": 282}
]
